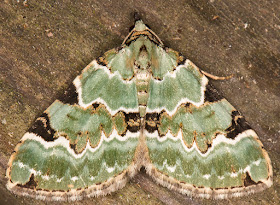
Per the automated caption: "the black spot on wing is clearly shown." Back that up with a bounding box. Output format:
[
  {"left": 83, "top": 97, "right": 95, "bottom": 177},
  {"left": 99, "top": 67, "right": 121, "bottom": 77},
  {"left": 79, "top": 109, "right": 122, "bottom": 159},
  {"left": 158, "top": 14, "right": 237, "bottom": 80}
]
[
  {"left": 226, "top": 110, "right": 252, "bottom": 139},
  {"left": 70, "top": 143, "right": 76, "bottom": 151},
  {"left": 92, "top": 103, "right": 100, "bottom": 109},
  {"left": 28, "top": 113, "right": 56, "bottom": 141},
  {"left": 125, "top": 113, "right": 141, "bottom": 132},
  {"left": 17, "top": 174, "right": 37, "bottom": 189},
  {"left": 58, "top": 83, "right": 78, "bottom": 105},
  {"left": 145, "top": 113, "right": 159, "bottom": 133},
  {"left": 244, "top": 172, "right": 259, "bottom": 186},
  {"left": 204, "top": 83, "right": 224, "bottom": 103}
]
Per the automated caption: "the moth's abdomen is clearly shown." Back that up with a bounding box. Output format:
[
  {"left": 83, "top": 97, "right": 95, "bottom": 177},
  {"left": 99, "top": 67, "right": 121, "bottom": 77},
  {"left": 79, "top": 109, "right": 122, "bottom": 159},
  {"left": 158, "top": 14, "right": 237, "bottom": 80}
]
[{"left": 135, "top": 69, "right": 151, "bottom": 118}]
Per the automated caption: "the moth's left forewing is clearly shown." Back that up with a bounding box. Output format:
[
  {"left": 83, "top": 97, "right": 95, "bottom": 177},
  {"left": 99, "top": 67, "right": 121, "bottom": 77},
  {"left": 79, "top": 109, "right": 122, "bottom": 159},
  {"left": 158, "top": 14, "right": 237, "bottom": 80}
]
[
  {"left": 6, "top": 50, "right": 142, "bottom": 201},
  {"left": 144, "top": 58, "right": 273, "bottom": 199}
]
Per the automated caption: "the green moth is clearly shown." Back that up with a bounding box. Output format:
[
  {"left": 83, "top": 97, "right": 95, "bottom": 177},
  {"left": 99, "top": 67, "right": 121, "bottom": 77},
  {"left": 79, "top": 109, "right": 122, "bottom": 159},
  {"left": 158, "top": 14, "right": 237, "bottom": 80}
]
[{"left": 6, "top": 20, "right": 272, "bottom": 201}]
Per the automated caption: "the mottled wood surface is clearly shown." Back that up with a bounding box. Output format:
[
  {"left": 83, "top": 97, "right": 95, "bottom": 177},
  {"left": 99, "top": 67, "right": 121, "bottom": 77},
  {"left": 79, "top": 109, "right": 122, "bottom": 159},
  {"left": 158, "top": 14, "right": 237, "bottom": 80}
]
[{"left": 0, "top": 0, "right": 279, "bottom": 204}]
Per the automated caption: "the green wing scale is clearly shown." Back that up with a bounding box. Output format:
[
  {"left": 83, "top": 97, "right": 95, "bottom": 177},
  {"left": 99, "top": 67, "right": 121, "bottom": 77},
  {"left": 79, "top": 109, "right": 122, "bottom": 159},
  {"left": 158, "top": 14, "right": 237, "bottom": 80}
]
[{"left": 7, "top": 20, "right": 272, "bottom": 201}]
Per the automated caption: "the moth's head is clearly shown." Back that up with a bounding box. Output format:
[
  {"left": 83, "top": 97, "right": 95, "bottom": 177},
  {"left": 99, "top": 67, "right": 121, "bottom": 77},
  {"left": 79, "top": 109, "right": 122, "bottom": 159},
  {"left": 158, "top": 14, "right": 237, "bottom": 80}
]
[
  {"left": 124, "top": 17, "right": 163, "bottom": 46},
  {"left": 134, "top": 20, "right": 147, "bottom": 32}
]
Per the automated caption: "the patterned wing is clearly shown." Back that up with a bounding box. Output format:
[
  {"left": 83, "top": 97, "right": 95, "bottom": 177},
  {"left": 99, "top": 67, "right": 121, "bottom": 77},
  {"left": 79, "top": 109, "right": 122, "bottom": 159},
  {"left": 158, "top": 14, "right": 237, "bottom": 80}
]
[
  {"left": 145, "top": 60, "right": 272, "bottom": 198},
  {"left": 7, "top": 56, "right": 141, "bottom": 201},
  {"left": 144, "top": 58, "right": 272, "bottom": 199}
]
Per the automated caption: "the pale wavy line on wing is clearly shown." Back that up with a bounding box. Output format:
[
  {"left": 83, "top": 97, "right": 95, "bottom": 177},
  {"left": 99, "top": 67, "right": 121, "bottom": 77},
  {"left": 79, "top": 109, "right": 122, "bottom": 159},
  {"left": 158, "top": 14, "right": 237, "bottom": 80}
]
[
  {"left": 22, "top": 129, "right": 140, "bottom": 159},
  {"left": 145, "top": 129, "right": 257, "bottom": 157}
]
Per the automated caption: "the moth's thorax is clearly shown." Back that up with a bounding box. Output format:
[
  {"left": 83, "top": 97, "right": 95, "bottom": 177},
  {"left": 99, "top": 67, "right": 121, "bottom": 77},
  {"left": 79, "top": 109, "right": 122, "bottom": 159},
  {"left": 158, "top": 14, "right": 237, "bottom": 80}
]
[{"left": 136, "top": 45, "right": 150, "bottom": 70}]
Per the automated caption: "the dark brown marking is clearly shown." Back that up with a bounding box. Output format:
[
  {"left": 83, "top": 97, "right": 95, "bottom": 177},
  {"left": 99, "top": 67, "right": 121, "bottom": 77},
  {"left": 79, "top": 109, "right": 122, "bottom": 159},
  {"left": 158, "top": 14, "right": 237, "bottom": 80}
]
[
  {"left": 145, "top": 113, "right": 159, "bottom": 133},
  {"left": 124, "top": 113, "right": 141, "bottom": 132},
  {"left": 185, "top": 102, "right": 191, "bottom": 108},
  {"left": 70, "top": 143, "right": 76, "bottom": 150},
  {"left": 139, "top": 102, "right": 147, "bottom": 106},
  {"left": 231, "top": 165, "right": 236, "bottom": 173},
  {"left": 17, "top": 174, "right": 37, "bottom": 189},
  {"left": 214, "top": 187, "right": 229, "bottom": 190},
  {"left": 66, "top": 113, "right": 78, "bottom": 121},
  {"left": 199, "top": 140, "right": 213, "bottom": 154},
  {"left": 206, "top": 141, "right": 212, "bottom": 149},
  {"left": 97, "top": 56, "right": 107, "bottom": 66},
  {"left": 140, "top": 45, "right": 147, "bottom": 52},
  {"left": 204, "top": 83, "right": 224, "bottom": 103},
  {"left": 58, "top": 83, "right": 78, "bottom": 105},
  {"left": 178, "top": 55, "right": 185, "bottom": 65},
  {"left": 226, "top": 110, "right": 251, "bottom": 139},
  {"left": 193, "top": 130, "right": 197, "bottom": 138},
  {"left": 244, "top": 172, "right": 258, "bottom": 186},
  {"left": 138, "top": 90, "right": 148, "bottom": 95},
  {"left": 92, "top": 103, "right": 100, "bottom": 109},
  {"left": 28, "top": 113, "right": 56, "bottom": 141},
  {"left": 51, "top": 189, "right": 67, "bottom": 192}
]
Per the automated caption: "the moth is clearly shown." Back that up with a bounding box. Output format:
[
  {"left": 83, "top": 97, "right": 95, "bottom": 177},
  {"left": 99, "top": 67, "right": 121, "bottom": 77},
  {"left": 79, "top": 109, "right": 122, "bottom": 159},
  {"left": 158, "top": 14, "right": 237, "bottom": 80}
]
[{"left": 6, "top": 20, "right": 272, "bottom": 201}]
